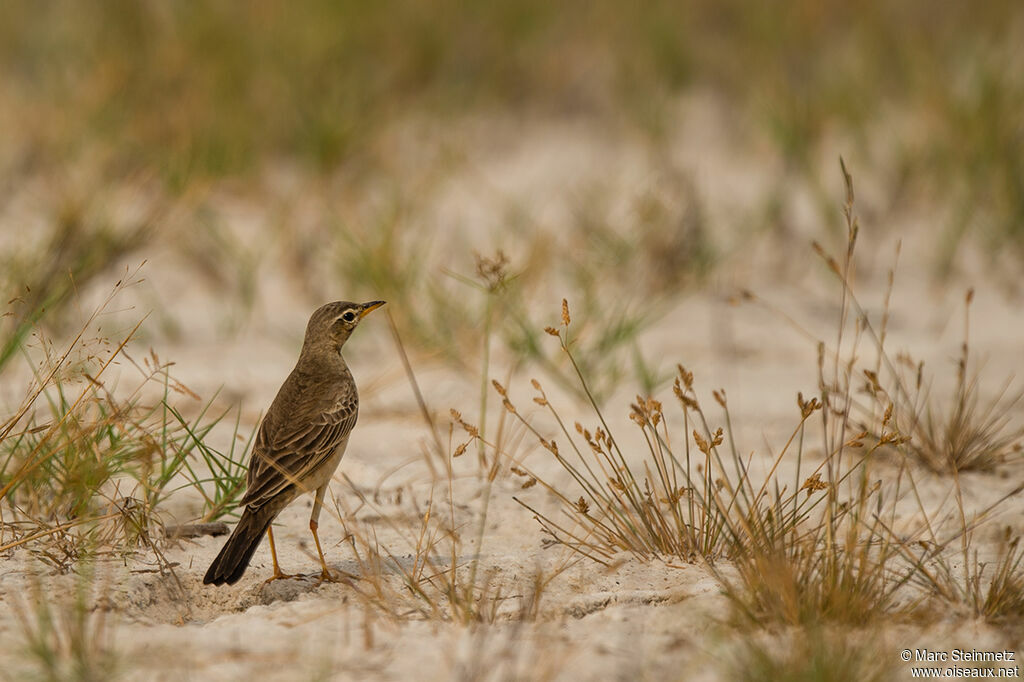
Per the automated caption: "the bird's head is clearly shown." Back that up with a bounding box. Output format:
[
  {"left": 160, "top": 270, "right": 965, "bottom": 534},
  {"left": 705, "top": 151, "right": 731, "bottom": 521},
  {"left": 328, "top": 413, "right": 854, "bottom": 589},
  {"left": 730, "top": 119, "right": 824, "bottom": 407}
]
[{"left": 302, "top": 300, "right": 386, "bottom": 357}]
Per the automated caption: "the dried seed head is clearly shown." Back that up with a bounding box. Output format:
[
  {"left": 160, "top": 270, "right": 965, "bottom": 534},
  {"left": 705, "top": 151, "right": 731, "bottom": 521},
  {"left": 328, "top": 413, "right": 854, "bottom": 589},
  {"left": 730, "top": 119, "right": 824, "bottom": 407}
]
[
  {"left": 491, "top": 380, "right": 507, "bottom": 397},
  {"left": 521, "top": 477, "right": 537, "bottom": 489},
  {"left": 544, "top": 326, "right": 560, "bottom": 337},
  {"left": 800, "top": 473, "right": 829, "bottom": 498},
  {"left": 863, "top": 369, "right": 881, "bottom": 392},
  {"left": 797, "top": 393, "right": 822, "bottom": 419},
  {"left": 693, "top": 430, "right": 710, "bottom": 455},
  {"left": 844, "top": 431, "right": 868, "bottom": 448},
  {"left": 502, "top": 398, "right": 516, "bottom": 414},
  {"left": 533, "top": 396, "right": 548, "bottom": 406},
  {"left": 475, "top": 250, "right": 510, "bottom": 292},
  {"left": 664, "top": 487, "right": 689, "bottom": 505},
  {"left": 966, "top": 287, "right": 974, "bottom": 305},
  {"left": 713, "top": 389, "right": 726, "bottom": 408},
  {"left": 561, "top": 299, "right": 571, "bottom": 326},
  {"left": 450, "top": 409, "right": 480, "bottom": 437},
  {"left": 531, "top": 379, "right": 541, "bottom": 390},
  {"left": 677, "top": 364, "right": 694, "bottom": 389},
  {"left": 453, "top": 443, "right": 467, "bottom": 458},
  {"left": 840, "top": 156, "right": 855, "bottom": 204},
  {"left": 574, "top": 496, "right": 589, "bottom": 514}
]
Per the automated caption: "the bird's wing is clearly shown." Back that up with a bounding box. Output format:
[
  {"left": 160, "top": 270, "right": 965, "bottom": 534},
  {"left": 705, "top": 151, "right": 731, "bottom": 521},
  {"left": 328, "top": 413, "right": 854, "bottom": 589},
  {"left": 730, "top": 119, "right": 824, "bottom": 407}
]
[{"left": 241, "top": 373, "right": 358, "bottom": 510}]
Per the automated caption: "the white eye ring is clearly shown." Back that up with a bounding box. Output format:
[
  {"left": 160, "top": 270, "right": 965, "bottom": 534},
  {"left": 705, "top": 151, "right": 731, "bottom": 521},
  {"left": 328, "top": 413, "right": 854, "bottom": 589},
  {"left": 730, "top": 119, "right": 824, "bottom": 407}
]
[{"left": 341, "top": 310, "right": 357, "bottom": 323}]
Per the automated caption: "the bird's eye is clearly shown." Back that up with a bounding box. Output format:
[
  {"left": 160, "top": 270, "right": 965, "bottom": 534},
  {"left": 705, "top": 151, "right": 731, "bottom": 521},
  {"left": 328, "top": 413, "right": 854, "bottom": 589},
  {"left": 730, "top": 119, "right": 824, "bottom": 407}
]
[{"left": 341, "top": 310, "right": 357, "bottom": 323}]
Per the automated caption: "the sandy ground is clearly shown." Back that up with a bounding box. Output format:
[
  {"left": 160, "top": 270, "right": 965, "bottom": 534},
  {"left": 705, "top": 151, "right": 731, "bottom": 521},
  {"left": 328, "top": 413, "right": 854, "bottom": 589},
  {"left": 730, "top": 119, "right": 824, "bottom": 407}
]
[{"left": 1, "top": 100, "right": 1022, "bottom": 680}]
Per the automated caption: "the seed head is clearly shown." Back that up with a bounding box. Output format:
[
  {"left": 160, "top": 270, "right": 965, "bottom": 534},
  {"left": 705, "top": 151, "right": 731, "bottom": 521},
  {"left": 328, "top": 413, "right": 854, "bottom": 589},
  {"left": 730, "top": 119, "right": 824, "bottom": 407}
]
[{"left": 800, "top": 473, "right": 829, "bottom": 498}]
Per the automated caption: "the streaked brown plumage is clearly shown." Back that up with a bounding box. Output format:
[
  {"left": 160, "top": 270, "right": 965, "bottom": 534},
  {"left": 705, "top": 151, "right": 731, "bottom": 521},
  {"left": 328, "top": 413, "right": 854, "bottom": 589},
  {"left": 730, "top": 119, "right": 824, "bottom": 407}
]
[{"left": 204, "top": 300, "right": 385, "bottom": 586}]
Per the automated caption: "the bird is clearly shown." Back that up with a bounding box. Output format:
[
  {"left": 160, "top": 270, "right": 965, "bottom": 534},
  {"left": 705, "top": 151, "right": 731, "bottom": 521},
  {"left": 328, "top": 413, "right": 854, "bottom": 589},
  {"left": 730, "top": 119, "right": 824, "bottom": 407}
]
[{"left": 203, "top": 300, "right": 385, "bottom": 586}]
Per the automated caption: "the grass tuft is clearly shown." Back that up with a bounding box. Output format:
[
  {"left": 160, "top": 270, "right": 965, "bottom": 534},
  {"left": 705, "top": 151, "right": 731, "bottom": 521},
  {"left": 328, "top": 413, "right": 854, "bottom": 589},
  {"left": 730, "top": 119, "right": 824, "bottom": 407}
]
[
  {"left": 727, "top": 627, "right": 893, "bottom": 682},
  {"left": 480, "top": 160, "right": 1024, "bottom": 632},
  {"left": 0, "top": 267, "right": 252, "bottom": 572}
]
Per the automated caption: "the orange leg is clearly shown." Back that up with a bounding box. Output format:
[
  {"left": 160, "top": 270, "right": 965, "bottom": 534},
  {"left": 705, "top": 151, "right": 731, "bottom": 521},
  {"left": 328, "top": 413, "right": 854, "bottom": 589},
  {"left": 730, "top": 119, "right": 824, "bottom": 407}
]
[
  {"left": 263, "top": 525, "right": 297, "bottom": 584},
  {"left": 310, "top": 484, "right": 356, "bottom": 583},
  {"left": 310, "top": 485, "right": 337, "bottom": 583},
  {"left": 309, "top": 517, "right": 334, "bottom": 582}
]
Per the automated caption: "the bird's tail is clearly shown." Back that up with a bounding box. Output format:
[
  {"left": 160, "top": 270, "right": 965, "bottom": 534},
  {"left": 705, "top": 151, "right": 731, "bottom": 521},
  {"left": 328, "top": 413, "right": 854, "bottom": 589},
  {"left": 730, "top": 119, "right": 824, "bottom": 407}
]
[{"left": 203, "top": 508, "right": 274, "bottom": 586}]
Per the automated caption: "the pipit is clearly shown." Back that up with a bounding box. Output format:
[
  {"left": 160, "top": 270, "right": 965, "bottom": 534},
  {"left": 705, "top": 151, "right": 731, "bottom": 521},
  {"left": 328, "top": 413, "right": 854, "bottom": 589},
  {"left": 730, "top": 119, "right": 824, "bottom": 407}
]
[{"left": 203, "top": 300, "right": 385, "bottom": 586}]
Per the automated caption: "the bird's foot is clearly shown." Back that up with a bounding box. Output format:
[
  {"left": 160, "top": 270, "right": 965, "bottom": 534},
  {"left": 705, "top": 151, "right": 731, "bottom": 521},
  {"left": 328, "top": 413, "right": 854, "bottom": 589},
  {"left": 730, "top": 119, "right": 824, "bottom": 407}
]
[
  {"left": 262, "top": 570, "right": 300, "bottom": 586},
  {"left": 315, "top": 567, "right": 359, "bottom": 585}
]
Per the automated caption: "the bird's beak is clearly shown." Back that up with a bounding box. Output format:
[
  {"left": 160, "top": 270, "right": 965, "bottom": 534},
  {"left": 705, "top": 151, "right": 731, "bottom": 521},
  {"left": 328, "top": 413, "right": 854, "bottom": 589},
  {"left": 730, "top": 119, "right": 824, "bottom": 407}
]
[{"left": 359, "top": 300, "right": 386, "bottom": 319}]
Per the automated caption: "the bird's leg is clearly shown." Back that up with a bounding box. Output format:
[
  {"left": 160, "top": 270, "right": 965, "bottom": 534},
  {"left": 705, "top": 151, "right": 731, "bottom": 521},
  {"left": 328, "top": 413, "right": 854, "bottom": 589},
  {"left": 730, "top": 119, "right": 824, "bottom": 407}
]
[
  {"left": 263, "top": 525, "right": 296, "bottom": 583},
  {"left": 309, "top": 485, "right": 358, "bottom": 584},
  {"left": 310, "top": 485, "right": 337, "bottom": 583}
]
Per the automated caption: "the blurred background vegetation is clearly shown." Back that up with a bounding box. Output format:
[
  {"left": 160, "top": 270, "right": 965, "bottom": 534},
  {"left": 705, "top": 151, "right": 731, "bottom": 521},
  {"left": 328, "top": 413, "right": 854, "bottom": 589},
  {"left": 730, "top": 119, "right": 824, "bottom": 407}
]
[
  {"left": 1, "top": 1, "right": 1020, "bottom": 202},
  {"left": 0, "top": 0, "right": 1022, "bottom": 364}
]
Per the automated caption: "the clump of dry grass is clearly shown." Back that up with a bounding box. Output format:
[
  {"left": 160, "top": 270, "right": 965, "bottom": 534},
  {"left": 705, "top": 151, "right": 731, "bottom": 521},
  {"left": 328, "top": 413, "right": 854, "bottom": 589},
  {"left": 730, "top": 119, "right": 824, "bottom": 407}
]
[
  {"left": 974, "top": 530, "right": 1024, "bottom": 621},
  {"left": 798, "top": 165, "right": 1024, "bottom": 474},
  {"left": 727, "top": 627, "right": 893, "bottom": 682},
  {"left": 925, "top": 526, "right": 1024, "bottom": 623},
  {"left": 493, "top": 323, "right": 912, "bottom": 625},
  {"left": 485, "top": 295, "right": 878, "bottom": 571},
  {"left": 871, "top": 290, "right": 1023, "bottom": 474},
  {"left": 480, "top": 160, "right": 1023, "bottom": 631},
  {"left": 0, "top": 266, "right": 252, "bottom": 573},
  {"left": 715, "top": 162, "right": 1024, "bottom": 626},
  {"left": 894, "top": 480, "right": 1024, "bottom": 624}
]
